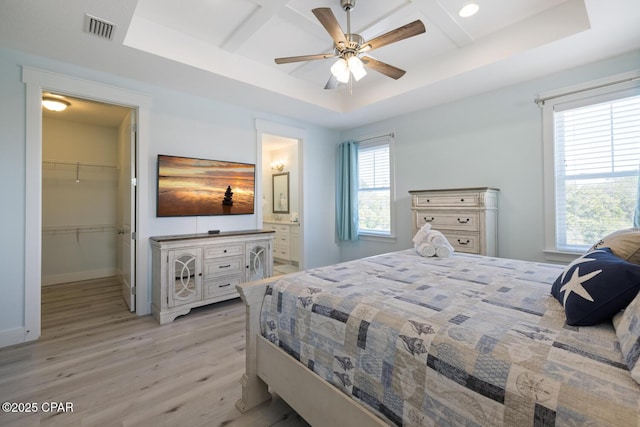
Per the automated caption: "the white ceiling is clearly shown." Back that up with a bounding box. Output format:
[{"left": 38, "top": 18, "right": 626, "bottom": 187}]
[{"left": 1, "top": 0, "right": 639, "bottom": 130}]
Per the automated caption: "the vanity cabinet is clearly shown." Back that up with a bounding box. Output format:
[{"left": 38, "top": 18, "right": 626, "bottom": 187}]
[
  {"left": 263, "top": 221, "right": 300, "bottom": 263},
  {"left": 151, "top": 229, "right": 274, "bottom": 324},
  {"left": 409, "top": 188, "right": 499, "bottom": 256}
]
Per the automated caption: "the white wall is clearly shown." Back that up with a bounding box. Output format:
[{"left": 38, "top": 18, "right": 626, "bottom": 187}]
[
  {"left": 0, "top": 47, "right": 340, "bottom": 346},
  {"left": 339, "top": 49, "right": 640, "bottom": 263}
]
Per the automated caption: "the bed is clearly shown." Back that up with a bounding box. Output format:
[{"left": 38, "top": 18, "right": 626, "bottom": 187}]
[{"left": 234, "top": 248, "right": 640, "bottom": 426}]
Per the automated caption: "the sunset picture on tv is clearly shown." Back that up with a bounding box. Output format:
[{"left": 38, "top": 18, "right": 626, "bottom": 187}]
[{"left": 157, "top": 155, "right": 255, "bottom": 216}]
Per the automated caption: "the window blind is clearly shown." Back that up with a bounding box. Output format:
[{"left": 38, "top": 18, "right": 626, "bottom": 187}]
[
  {"left": 358, "top": 142, "right": 391, "bottom": 234},
  {"left": 554, "top": 92, "right": 640, "bottom": 250}
]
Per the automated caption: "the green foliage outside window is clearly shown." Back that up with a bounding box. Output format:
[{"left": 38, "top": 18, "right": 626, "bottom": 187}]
[
  {"left": 564, "top": 176, "right": 637, "bottom": 247},
  {"left": 358, "top": 190, "right": 390, "bottom": 232}
]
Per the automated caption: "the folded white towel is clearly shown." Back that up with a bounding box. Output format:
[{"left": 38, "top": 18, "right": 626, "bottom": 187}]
[
  {"left": 426, "top": 230, "right": 446, "bottom": 247},
  {"left": 412, "top": 223, "right": 432, "bottom": 244},
  {"left": 436, "top": 244, "right": 452, "bottom": 258},
  {"left": 412, "top": 229, "right": 427, "bottom": 245},
  {"left": 416, "top": 242, "right": 436, "bottom": 257}
]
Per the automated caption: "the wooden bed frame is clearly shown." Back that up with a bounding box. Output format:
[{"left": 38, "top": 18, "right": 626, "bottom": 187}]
[{"left": 235, "top": 277, "right": 387, "bottom": 426}]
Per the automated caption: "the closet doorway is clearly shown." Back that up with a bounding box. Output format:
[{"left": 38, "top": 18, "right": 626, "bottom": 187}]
[{"left": 41, "top": 94, "right": 137, "bottom": 313}]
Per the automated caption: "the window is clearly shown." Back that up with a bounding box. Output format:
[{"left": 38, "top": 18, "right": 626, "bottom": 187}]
[
  {"left": 543, "top": 76, "right": 640, "bottom": 257},
  {"left": 357, "top": 135, "right": 395, "bottom": 237}
]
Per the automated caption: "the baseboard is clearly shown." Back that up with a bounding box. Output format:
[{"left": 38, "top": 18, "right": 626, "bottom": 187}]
[
  {"left": 42, "top": 268, "right": 118, "bottom": 286},
  {"left": 0, "top": 327, "right": 26, "bottom": 348}
]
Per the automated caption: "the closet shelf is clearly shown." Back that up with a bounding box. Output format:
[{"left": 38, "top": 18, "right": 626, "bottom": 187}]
[
  {"left": 42, "top": 160, "right": 117, "bottom": 169},
  {"left": 42, "top": 224, "right": 117, "bottom": 235}
]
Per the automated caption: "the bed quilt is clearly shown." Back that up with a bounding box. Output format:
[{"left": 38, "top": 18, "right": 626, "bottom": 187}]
[{"left": 260, "top": 250, "right": 640, "bottom": 426}]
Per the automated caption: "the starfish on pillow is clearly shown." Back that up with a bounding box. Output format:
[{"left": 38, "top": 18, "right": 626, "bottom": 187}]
[
  {"left": 560, "top": 265, "right": 602, "bottom": 307},
  {"left": 559, "top": 249, "right": 606, "bottom": 283}
]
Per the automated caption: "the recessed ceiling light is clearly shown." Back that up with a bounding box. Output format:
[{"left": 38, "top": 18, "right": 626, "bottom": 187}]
[
  {"left": 459, "top": 3, "right": 479, "bottom": 18},
  {"left": 42, "top": 97, "right": 70, "bottom": 112}
]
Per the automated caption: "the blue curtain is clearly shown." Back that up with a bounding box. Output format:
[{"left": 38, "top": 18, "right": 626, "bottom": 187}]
[{"left": 336, "top": 141, "right": 359, "bottom": 241}]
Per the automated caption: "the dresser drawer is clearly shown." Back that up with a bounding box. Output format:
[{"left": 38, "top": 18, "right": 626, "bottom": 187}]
[
  {"left": 413, "top": 193, "right": 481, "bottom": 208},
  {"left": 203, "top": 275, "right": 241, "bottom": 299},
  {"left": 445, "top": 232, "right": 480, "bottom": 254},
  {"left": 204, "top": 243, "right": 243, "bottom": 259},
  {"left": 415, "top": 211, "right": 479, "bottom": 232},
  {"left": 203, "top": 256, "right": 243, "bottom": 278}
]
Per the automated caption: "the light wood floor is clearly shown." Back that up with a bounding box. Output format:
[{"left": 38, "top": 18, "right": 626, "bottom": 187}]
[{"left": 0, "top": 277, "right": 309, "bottom": 427}]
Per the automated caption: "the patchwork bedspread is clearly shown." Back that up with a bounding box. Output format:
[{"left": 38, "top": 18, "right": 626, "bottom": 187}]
[{"left": 260, "top": 250, "right": 640, "bottom": 426}]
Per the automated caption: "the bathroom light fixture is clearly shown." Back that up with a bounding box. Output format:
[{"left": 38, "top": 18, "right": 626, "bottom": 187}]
[
  {"left": 271, "top": 160, "right": 285, "bottom": 172},
  {"left": 459, "top": 3, "right": 479, "bottom": 18},
  {"left": 42, "top": 97, "right": 70, "bottom": 112}
]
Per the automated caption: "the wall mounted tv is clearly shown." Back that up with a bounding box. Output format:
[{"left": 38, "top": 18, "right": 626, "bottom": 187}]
[{"left": 156, "top": 154, "right": 255, "bottom": 217}]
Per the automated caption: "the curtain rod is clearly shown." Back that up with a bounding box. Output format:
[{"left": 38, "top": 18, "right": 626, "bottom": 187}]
[
  {"left": 534, "top": 76, "right": 640, "bottom": 106},
  {"left": 355, "top": 132, "right": 395, "bottom": 143}
]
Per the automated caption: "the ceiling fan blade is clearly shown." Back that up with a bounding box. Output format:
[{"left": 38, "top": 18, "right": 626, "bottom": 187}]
[
  {"left": 275, "top": 53, "right": 337, "bottom": 64},
  {"left": 324, "top": 74, "right": 339, "bottom": 90},
  {"left": 359, "top": 20, "right": 426, "bottom": 52},
  {"left": 361, "top": 57, "right": 406, "bottom": 80},
  {"left": 312, "top": 7, "right": 347, "bottom": 46}
]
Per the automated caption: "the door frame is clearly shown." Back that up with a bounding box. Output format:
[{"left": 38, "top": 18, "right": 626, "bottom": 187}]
[
  {"left": 22, "top": 67, "right": 151, "bottom": 343},
  {"left": 255, "top": 119, "right": 305, "bottom": 269}
]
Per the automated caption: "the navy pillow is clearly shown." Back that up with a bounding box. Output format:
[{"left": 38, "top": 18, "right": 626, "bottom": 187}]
[{"left": 551, "top": 248, "right": 640, "bottom": 326}]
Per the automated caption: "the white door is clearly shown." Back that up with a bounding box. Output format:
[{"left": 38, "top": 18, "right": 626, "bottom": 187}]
[{"left": 119, "top": 111, "right": 136, "bottom": 311}]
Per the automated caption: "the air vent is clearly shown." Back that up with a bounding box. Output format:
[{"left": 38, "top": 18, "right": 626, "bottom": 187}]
[{"left": 84, "top": 14, "right": 116, "bottom": 40}]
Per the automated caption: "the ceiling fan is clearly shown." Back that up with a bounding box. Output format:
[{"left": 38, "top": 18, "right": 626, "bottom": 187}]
[{"left": 274, "top": 0, "right": 426, "bottom": 89}]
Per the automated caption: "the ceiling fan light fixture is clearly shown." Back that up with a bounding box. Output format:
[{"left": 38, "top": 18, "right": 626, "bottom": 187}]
[
  {"left": 348, "top": 56, "right": 367, "bottom": 81},
  {"left": 458, "top": 3, "right": 479, "bottom": 18},
  {"left": 351, "top": 66, "right": 367, "bottom": 82},
  {"left": 42, "top": 97, "right": 70, "bottom": 112},
  {"left": 331, "top": 58, "right": 351, "bottom": 83}
]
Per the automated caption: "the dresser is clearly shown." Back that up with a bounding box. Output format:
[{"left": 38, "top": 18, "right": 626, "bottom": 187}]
[
  {"left": 409, "top": 188, "right": 499, "bottom": 256},
  {"left": 150, "top": 229, "right": 274, "bottom": 324},
  {"left": 263, "top": 220, "right": 300, "bottom": 263}
]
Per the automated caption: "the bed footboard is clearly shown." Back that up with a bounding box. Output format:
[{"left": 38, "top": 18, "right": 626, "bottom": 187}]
[{"left": 235, "top": 277, "right": 275, "bottom": 413}]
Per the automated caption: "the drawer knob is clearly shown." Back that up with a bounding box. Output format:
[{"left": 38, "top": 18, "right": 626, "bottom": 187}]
[
  {"left": 457, "top": 218, "right": 470, "bottom": 224},
  {"left": 223, "top": 249, "right": 227, "bottom": 253},
  {"left": 426, "top": 199, "right": 430, "bottom": 202},
  {"left": 424, "top": 217, "right": 434, "bottom": 223},
  {"left": 457, "top": 239, "right": 470, "bottom": 245},
  {"left": 460, "top": 198, "right": 464, "bottom": 202}
]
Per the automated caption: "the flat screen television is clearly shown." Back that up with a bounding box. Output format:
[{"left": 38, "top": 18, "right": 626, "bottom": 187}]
[{"left": 156, "top": 154, "right": 255, "bottom": 217}]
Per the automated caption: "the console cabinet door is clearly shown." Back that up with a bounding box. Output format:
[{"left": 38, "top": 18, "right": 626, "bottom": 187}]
[
  {"left": 245, "top": 240, "right": 272, "bottom": 282},
  {"left": 168, "top": 248, "right": 202, "bottom": 307}
]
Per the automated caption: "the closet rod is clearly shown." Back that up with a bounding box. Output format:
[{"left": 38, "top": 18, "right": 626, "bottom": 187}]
[
  {"left": 42, "top": 224, "right": 117, "bottom": 234},
  {"left": 42, "top": 160, "right": 117, "bottom": 169}
]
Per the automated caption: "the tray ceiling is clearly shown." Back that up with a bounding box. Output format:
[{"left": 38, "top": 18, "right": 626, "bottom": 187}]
[{"left": 1, "top": 0, "right": 639, "bottom": 128}]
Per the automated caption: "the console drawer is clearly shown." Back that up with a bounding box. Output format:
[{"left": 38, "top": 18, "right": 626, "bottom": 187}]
[
  {"left": 204, "top": 243, "right": 243, "bottom": 259},
  {"left": 204, "top": 275, "right": 241, "bottom": 299},
  {"left": 203, "top": 256, "right": 243, "bottom": 278}
]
